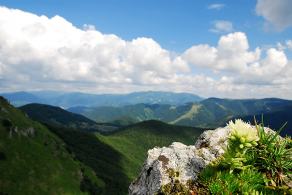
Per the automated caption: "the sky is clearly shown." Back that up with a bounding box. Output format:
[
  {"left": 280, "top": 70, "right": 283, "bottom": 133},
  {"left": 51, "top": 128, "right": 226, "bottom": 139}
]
[{"left": 0, "top": 0, "right": 291, "bottom": 98}]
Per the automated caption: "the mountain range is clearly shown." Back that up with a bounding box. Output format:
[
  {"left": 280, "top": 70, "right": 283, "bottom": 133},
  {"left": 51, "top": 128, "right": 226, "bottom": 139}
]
[
  {"left": 68, "top": 98, "right": 292, "bottom": 135},
  {"left": 2, "top": 91, "right": 292, "bottom": 135},
  {"left": 0, "top": 91, "right": 202, "bottom": 107},
  {"left": 0, "top": 96, "right": 204, "bottom": 194},
  {"left": 1, "top": 91, "right": 292, "bottom": 194}
]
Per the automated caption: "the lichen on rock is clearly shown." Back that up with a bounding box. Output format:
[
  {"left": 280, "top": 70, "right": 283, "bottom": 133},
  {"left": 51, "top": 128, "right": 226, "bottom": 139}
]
[{"left": 129, "top": 126, "right": 232, "bottom": 195}]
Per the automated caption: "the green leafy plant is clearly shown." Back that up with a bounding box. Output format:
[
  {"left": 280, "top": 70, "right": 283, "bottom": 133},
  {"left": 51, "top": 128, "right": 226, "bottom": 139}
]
[
  {"left": 198, "top": 119, "right": 292, "bottom": 194},
  {"left": 207, "top": 169, "right": 264, "bottom": 194},
  {"left": 220, "top": 119, "right": 259, "bottom": 172}
]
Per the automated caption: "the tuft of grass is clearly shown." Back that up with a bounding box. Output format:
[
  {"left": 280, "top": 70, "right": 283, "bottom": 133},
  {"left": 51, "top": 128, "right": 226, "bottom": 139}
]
[{"left": 250, "top": 119, "right": 292, "bottom": 189}]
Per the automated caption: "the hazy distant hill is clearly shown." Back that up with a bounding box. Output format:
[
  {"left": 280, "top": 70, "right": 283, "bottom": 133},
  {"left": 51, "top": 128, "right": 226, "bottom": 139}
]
[
  {"left": 20, "top": 103, "right": 119, "bottom": 132},
  {"left": 0, "top": 91, "right": 43, "bottom": 107},
  {"left": 70, "top": 98, "right": 292, "bottom": 133},
  {"left": 0, "top": 97, "right": 103, "bottom": 194},
  {"left": 173, "top": 98, "right": 292, "bottom": 127},
  {"left": 67, "top": 103, "right": 192, "bottom": 126},
  {"left": 234, "top": 106, "right": 292, "bottom": 136},
  {"left": 0, "top": 91, "right": 202, "bottom": 107}
]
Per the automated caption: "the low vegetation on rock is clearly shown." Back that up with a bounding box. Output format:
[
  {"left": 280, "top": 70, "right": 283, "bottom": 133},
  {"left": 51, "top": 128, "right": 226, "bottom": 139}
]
[
  {"left": 131, "top": 119, "right": 292, "bottom": 195},
  {"left": 197, "top": 119, "right": 292, "bottom": 194}
]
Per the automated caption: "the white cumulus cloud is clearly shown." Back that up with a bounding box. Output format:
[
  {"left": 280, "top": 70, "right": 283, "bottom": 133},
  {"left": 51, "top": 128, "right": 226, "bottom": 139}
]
[
  {"left": 183, "top": 32, "right": 261, "bottom": 72},
  {"left": 256, "top": 0, "right": 292, "bottom": 30},
  {"left": 0, "top": 6, "right": 291, "bottom": 99},
  {"left": 0, "top": 6, "right": 188, "bottom": 88},
  {"left": 183, "top": 32, "right": 290, "bottom": 87}
]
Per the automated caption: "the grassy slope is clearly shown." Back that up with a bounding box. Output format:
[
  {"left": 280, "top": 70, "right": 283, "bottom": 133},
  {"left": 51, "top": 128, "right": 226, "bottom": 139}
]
[
  {"left": 70, "top": 98, "right": 292, "bottom": 129},
  {"left": 173, "top": 98, "right": 292, "bottom": 128},
  {"left": 20, "top": 103, "right": 119, "bottom": 133},
  {"left": 20, "top": 103, "right": 99, "bottom": 130},
  {"left": 48, "top": 126, "right": 129, "bottom": 195},
  {"left": 0, "top": 97, "right": 103, "bottom": 194},
  {"left": 46, "top": 120, "right": 204, "bottom": 194},
  {"left": 68, "top": 103, "right": 193, "bottom": 125},
  {"left": 96, "top": 120, "right": 205, "bottom": 181}
]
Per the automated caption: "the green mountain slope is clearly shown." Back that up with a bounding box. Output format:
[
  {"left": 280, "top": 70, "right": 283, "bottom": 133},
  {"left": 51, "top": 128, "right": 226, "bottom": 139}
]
[
  {"left": 38, "top": 120, "right": 204, "bottom": 194},
  {"left": 48, "top": 126, "right": 129, "bottom": 195},
  {"left": 96, "top": 120, "right": 205, "bottom": 180},
  {"left": 172, "top": 98, "right": 292, "bottom": 127},
  {"left": 70, "top": 98, "right": 292, "bottom": 130},
  {"left": 20, "top": 103, "right": 119, "bottom": 132},
  {"left": 0, "top": 97, "right": 103, "bottom": 194},
  {"left": 68, "top": 103, "right": 193, "bottom": 125}
]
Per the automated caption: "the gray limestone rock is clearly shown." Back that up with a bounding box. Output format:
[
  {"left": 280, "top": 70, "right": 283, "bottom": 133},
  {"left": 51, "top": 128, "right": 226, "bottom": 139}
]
[
  {"left": 129, "top": 126, "right": 232, "bottom": 195},
  {"left": 128, "top": 124, "right": 279, "bottom": 195}
]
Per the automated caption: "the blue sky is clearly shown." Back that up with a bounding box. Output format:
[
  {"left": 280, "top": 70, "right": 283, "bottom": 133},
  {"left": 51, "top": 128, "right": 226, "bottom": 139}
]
[
  {"left": 1, "top": 0, "right": 291, "bottom": 51},
  {"left": 0, "top": 0, "right": 291, "bottom": 98}
]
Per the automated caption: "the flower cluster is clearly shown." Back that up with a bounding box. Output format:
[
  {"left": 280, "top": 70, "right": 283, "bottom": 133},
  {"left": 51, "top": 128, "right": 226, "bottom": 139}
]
[
  {"left": 219, "top": 119, "right": 261, "bottom": 172},
  {"left": 228, "top": 119, "right": 259, "bottom": 148}
]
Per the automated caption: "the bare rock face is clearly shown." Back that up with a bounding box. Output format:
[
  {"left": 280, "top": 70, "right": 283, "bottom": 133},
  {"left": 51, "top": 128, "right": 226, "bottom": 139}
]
[{"left": 129, "top": 127, "right": 231, "bottom": 195}]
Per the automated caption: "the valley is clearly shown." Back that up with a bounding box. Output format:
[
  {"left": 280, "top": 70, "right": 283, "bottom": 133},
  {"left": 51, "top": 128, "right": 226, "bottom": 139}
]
[
  {"left": 67, "top": 97, "right": 292, "bottom": 135},
  {"left": 1, "top": 92, "right": 292, "bottom": 194},
  {"left": 1, "top": 1, "right": 292, "bottom": 194}
]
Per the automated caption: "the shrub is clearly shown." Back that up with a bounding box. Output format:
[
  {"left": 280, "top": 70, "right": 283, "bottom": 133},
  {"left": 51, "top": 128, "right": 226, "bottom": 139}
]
[
  {"left": 1, "top": 119, "right": 12, "bottom": 129},
  {"left": 80, "top": 175, "right": 101, "bottom": 195},
  {"left": 0, "top": 152, "right": 6, "bottom": 160}
]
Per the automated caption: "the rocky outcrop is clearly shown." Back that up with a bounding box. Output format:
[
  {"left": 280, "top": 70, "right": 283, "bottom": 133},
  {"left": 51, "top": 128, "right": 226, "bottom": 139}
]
[
  {"left": 9, "top": 126, "right": 36, "bottom": 138},
  {"left": 129, "top": 126, "right": 232, "bottom": 195}
]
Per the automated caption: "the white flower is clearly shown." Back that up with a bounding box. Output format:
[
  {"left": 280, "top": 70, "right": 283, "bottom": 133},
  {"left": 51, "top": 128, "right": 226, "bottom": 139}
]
[{"left": 228, "top": 119, "right": 259, "bottom": 143}]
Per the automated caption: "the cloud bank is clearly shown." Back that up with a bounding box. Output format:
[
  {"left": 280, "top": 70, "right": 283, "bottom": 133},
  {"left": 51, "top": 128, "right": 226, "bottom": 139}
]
[{"left": 0, "top": 6, "right": 291, "bottom": 99}]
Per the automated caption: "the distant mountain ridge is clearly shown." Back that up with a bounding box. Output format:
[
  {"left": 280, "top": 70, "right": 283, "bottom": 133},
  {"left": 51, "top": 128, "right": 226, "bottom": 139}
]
[
  {"left": 234, "top": 106, "right": 292, "bottom": 136},
  {"left": 69, "top": 98, "right": 292, "bottom": 135},
  {"left": 2, "top": 91, "right": 292, "bottom": 136},
  {"left": 0, "top": 91, "right": 203, "bottom": 107},
  {"left": 0, "top": 91, "right": 42, "bottom": 106}
]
